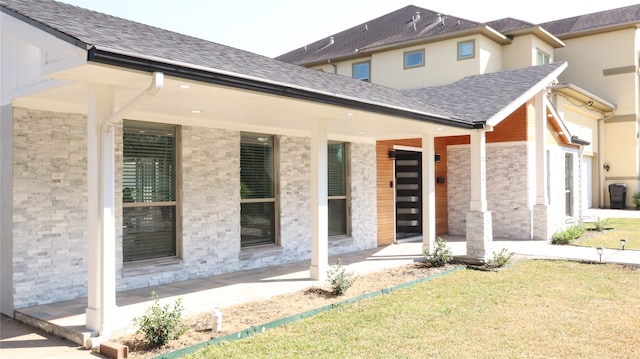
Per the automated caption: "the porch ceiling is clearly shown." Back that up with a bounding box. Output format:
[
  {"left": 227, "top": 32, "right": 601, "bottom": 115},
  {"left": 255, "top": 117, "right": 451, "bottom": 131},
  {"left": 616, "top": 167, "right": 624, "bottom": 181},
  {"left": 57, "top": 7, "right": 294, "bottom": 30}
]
[{"left": 13, "top": 63, "right": 471, "bottom": 141}]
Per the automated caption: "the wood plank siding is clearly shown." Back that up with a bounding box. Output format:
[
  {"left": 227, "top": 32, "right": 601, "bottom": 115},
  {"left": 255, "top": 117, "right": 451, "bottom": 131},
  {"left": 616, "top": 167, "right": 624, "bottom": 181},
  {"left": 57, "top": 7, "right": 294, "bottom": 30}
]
[{"left": 375, "top": 104, "right": 530, "bottom": 246}]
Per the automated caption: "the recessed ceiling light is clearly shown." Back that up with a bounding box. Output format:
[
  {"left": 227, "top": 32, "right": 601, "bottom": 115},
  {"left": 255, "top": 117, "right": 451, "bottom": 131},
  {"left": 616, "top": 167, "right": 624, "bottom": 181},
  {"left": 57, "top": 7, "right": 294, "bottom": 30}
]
[
  {"left": 190, "top": 110, "right": 201, "bottom": 114},
  {"left": 356, "top": 131, "right": 366, "bottom": 135},
  {"left": 436, "top": 127, "right": 442, "bottom": 131},
  {"left": 180, "top": 84, "right": 190, "bottom": 89},
  {"left": 347, "top": 113, "right": 354, "bottom": 116}
]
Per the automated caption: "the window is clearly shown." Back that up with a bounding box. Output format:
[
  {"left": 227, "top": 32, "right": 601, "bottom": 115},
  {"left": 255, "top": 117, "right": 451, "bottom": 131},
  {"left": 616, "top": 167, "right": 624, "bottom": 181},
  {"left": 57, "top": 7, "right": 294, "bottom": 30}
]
[
  {"left": 353, "top": 61, "right": 370, "bottom": 82},
  {"left": 565, "top": 153, "right": 573, "bottom": 216},
  {"left": 240, "top": 133, "right": 278, "bottom": 247},
  {"left": 458, "top": 40, "right": 475, "bottom": 60},
  {"left": 328, "top": 142, "right": 350, "bottom": 236},
  {"left": 122, "top": 121, "right": 179, "bottom": 262},
  {"left": 537, "top": 49, "right": 550, "bottom": 65},
  {"left": 404, "top": 49, "right": 424, "bottom": 68}
]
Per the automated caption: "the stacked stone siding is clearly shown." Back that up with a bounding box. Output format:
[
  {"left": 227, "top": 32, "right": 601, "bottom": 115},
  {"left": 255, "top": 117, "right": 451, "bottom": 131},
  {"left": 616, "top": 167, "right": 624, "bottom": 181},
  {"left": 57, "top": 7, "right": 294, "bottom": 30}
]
[
  {"left": 448, "top": 142, "right": 531, "bottom": 239},
  {"left": 12, "top": 109, "right": 378, "bottom": 305},
  {"left": 333, "top": 142, "right": 377, "bottom": 255},
  {"left": 12, "top": 108, "right": 87, "bottom": 308}
]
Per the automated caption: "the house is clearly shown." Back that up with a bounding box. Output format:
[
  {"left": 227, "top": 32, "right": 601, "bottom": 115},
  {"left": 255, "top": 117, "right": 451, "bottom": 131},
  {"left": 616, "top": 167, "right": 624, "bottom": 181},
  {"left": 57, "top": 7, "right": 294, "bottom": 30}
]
[
  {"left": 0, "top": 0, "right": 621, "bottom": 345},
  {"left": 277, "top": 5, "right": 627, "bottom": 245}
]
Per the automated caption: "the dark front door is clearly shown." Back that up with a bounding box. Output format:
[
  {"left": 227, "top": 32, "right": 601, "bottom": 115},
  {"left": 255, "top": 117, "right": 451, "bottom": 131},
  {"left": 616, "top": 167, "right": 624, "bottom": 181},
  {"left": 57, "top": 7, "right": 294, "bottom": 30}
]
[{"left": 395, "top": 151, "right": 422, "bottom": 239}]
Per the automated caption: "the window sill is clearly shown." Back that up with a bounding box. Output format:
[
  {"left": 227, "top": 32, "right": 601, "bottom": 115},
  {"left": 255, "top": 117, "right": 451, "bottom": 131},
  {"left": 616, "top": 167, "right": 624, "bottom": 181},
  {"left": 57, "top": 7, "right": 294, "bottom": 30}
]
[
  {"left": 240, "top": 244, "right": 283, "bottom": 261},
  {"left": 122, "top": 257, "right": 184, "bottom": 277}
]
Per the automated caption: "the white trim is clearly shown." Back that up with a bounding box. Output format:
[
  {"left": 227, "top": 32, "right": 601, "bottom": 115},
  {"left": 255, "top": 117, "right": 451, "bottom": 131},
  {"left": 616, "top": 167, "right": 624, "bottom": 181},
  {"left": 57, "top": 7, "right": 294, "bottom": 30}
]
[
  {"left": 393, "top": 145, "right": 422, "bottom": 152},
  {"left": 486, "top": 63, "right": 568, "bottom": 127}
]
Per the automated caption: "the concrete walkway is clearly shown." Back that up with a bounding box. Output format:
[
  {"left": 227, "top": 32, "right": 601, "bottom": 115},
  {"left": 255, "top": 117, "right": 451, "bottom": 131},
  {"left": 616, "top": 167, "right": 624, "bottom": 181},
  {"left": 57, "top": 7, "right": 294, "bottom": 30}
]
[{"left": 2, "top": 208, "right": 639, "bottom": 358}]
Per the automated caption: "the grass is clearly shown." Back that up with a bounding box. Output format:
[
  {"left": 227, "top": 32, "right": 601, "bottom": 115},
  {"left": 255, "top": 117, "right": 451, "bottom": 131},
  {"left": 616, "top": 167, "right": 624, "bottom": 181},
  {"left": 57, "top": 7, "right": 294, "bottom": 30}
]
[
  {"left": 184, "top": 260, "right": 640, "bottom": 358},
  {"left": 577, "top": 218, "right": 640, "bottom": 250}
]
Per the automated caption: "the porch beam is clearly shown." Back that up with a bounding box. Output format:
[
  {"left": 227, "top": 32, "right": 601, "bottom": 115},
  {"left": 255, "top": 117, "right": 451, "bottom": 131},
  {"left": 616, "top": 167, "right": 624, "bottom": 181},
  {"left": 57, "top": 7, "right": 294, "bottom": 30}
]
[
  {"left": 421, "top": 133, "right": 436, "bottom": 253},
  {"left": 310, "top": 118, "right": 328, "bottom": 281}
]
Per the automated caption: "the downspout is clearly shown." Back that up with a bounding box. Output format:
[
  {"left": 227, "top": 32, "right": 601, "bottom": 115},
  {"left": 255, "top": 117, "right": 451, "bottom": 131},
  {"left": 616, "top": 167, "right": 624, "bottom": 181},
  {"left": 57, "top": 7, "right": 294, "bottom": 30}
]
[
  {"left": 87, "top": 71, "right": 164, "bottom": 349},
  {"left": 328, "top": 59, "right": 337, "bottom": 74},
  {"left": 101, "top": 71, "right": 164, "bottom": 132}
]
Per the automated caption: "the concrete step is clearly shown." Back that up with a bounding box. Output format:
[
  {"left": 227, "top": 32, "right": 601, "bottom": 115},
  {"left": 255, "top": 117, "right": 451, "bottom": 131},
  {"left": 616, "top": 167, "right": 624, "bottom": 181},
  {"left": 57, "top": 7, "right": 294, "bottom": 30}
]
[{"left": 14, "top": 311, "right": 95, "bottom": 346}]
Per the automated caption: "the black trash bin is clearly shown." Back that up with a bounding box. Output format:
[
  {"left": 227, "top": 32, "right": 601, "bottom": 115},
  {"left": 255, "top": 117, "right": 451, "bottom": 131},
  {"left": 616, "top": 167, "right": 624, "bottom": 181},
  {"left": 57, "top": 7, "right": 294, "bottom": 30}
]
[{"left": 609, "top": 183, "right": 627, "bottom": 209}]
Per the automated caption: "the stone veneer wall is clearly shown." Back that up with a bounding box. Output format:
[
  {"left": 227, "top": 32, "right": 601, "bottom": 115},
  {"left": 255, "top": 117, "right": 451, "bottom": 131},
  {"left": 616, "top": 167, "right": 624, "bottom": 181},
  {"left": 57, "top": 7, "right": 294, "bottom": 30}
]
[
  {"left": 12, "top": 108, "right": 88, "bottom": 308},
  {"left": 12, "top": 109, "right": 379, "bottom": 306},
  {"left": 447, "top": 142, "right": 532, "bottom": 239}
]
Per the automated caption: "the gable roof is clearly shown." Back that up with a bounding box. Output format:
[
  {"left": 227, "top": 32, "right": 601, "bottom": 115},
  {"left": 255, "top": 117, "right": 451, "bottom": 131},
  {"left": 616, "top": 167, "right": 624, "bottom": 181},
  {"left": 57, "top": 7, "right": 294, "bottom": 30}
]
[
  {"left": 540, "top": 4, "right": 640, "bottom": 38},
  {"left": 403, "top": 62, "right": 567, "bottom": 125},
  {"left": 0, "top": 0, "right": 473, "bottom": 128}
]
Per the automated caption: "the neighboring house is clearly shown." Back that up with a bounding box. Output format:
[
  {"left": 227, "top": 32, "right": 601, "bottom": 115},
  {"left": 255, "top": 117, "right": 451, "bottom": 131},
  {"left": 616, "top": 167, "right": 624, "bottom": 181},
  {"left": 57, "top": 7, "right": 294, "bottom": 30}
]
[
  {"left": 540, "top": 7, "right": 640, "bottom": 210},
  {"left": 277, "top": 5, "right": 625, "bottom": 245},
  {"left": 0, "top": 0, "right": 619, "bottom": 345}
]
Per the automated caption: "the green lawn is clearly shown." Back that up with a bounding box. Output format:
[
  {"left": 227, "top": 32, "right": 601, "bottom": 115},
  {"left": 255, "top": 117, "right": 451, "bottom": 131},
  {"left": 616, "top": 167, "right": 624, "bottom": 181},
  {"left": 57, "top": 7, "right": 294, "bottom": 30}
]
[
  {"left": 184, "top": 260, "right": 640, "bottom": 358},
  {"left": 577, "top": 218, "right": 640, "bottom": 250}
]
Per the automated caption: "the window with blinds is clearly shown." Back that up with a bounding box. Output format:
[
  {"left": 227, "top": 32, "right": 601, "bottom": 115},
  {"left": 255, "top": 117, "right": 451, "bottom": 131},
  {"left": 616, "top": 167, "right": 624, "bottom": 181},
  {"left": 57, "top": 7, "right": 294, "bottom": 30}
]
[
  {"left": 240, "top": 134, "right": 277, "bottom": 247},
  {"left": 122, "top": 121, "right": 178, "bottom": 262},
  {"left": 328, "top": 142, "right": 349, "bottom": 236}
]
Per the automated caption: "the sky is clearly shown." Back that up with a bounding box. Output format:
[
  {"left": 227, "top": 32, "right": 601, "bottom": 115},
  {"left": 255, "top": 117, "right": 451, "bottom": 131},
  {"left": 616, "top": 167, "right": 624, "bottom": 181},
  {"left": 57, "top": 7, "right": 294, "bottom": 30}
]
[{"left": 59, "top": 0, "right": 640, "bottom": 58}]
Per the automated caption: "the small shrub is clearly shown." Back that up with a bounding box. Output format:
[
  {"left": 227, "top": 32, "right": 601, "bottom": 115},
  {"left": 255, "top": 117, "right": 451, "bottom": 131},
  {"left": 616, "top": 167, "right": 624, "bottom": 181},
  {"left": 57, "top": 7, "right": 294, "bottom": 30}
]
[
  {"left": 566, "top": 223, "right": 585, "bottom": 238},
  {"left": 592, "top": 216, "right": 609, "bottom": 232},
  {"left": 633, "top": 191, "right": 640, "bottom": 210},
  {"left": 133, "top": 291, "right": 188, "bottom": 348},
  {"left": 551, "top": 224, "right": 584, "bottom": 245},
  {"left": 551, "top": 229, "right": 572, "bottom": 244},
  {"left": 326, "top": 259, "right": 356, "bottom": 296},
  {"left": 487, "top": 248, "right": 514, "bottom": 268},
  {"left": 424, "top": 237, "right": 453, "bottom": 267}
]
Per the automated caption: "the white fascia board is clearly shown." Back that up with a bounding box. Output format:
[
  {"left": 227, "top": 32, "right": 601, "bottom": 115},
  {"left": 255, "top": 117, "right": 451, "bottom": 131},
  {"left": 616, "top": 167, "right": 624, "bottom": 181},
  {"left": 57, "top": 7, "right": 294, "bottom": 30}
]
[
  {"left": 544, "top": 95, "right": 572, "bottom": 144},
  {"left": 486, "top": 62, "right": 568, "bottom": 127}
]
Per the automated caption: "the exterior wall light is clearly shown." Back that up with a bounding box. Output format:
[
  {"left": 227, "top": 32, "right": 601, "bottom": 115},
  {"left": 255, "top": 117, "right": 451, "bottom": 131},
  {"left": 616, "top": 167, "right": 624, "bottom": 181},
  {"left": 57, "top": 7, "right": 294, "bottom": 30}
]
[{"left": 603, "top": 163, "right": 610, "bottom": 172}]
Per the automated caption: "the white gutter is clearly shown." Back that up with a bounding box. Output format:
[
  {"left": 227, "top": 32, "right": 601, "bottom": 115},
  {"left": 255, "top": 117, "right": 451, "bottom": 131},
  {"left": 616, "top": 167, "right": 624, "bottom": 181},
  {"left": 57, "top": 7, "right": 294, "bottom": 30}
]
[
  {"left": 101, "top": 71, "right": 164, "bottom": 132},
  {"left": 93, "top": 45, "right": 459, "bottom": 124}
]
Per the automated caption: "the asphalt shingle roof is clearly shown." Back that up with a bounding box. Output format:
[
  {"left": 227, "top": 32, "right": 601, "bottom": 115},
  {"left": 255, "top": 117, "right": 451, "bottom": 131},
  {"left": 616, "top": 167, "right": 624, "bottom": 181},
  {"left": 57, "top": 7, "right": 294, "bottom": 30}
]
[
  {"left": 276, "top": 5, "right": 481, "bottom": 66},
  {"left": 540, "top": 4, "right": 640, "bottom": 37},
  {"left": 0, "top": 0, "right": 567, "bottom": 129},
  {"left": 0, "top": 0, "right": 466, "bottom": 125},
  {"left": 403, "top": 62, "right": 566, "bottom": 122}
]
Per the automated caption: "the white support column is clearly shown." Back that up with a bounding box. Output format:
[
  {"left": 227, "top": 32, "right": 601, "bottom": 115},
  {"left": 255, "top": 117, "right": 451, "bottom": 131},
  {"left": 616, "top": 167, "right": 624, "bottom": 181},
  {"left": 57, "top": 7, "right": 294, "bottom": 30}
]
[
  {"left": 533, "top": 92, "right": 549, "bottom": 240},
  {"left": 310, "top": 118, "right": 328, "bottom": 281},
  {"left": 86, "top": 84, "right": 116, "bottom": 336},
  {"left": 536, "top": 93, "right": 548, "bottom": 206},
  {"left": 466, "top": 129, "right": 492, "bottom": 262},
  {"left": 422, "top": 133, "right": 436, "bottom": 253},
  {"left": 0, "top": 104, "right": 14, "bottom": 315},
  {"left": 469, "top": 130, "right": 487, "bottom": 212}
]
